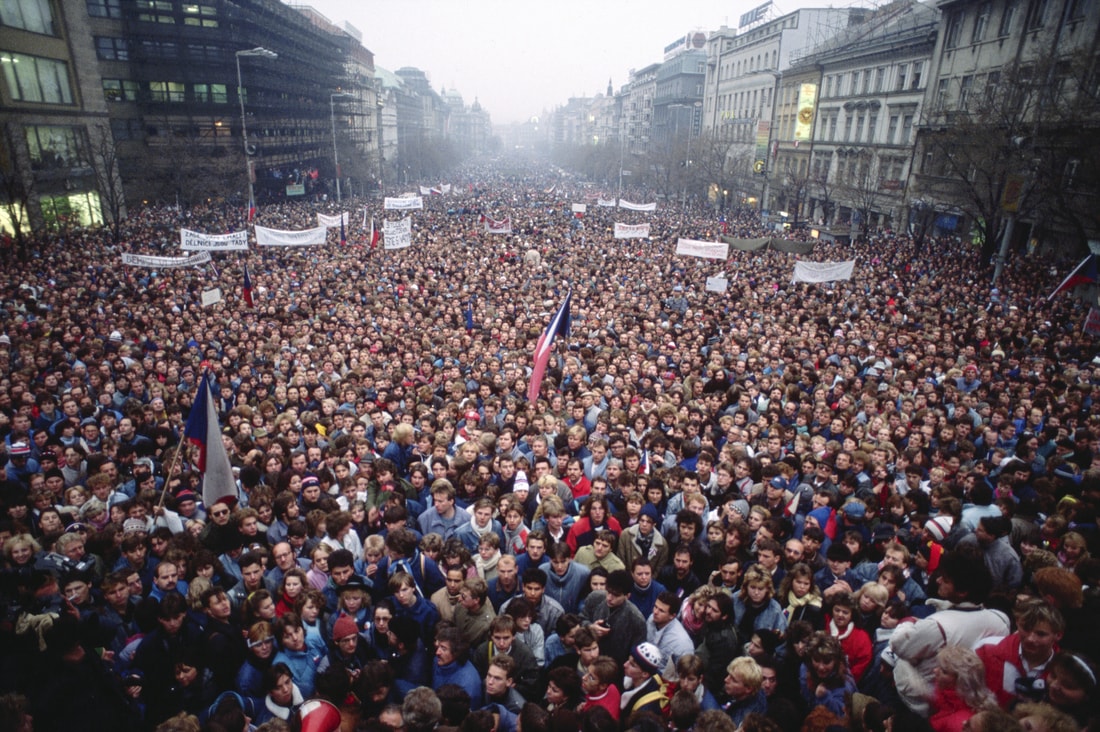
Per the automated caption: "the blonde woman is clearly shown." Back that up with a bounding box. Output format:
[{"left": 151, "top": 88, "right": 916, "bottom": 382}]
[{"left": 929, "top": 645, "right": 997, "bottom": 732}]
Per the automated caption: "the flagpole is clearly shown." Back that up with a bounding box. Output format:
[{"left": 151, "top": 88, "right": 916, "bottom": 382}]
[{"left": 155, "top": 441, "right": 187, "bottom": 511}]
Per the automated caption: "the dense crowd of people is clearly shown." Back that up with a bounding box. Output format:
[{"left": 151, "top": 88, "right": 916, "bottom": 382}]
[{"left": 0, "top": 159, "right": 1098, "bottom": 732}]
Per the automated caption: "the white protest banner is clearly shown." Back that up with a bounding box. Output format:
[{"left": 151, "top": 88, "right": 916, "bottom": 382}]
[
  {"left": 441, "top": 183, "right": 452, "bottom": 194},
  {"left": 385, "top": 196, "right": 424, "bottom": 210},
  {"left": 571, "top": 203, "right": 587, "bottom": 213},
  {"left": 122, "top": 251, "right": 211, "bottom": 268},
  {"left": 316, "top": 212, "right": 349, "bottom": 228},
  {"left": 614, "top": 223, "right": 650, "bottom": 239},
  {"left": 254, "top": 225, "right": 328, "bottom": 247},
  {"left": 201, "top": 288, "right": 223, "bottom": 307},
  {"left": 597, "top": 198, "right": 617, "bottom": 207},
  {"left": 705, "top": 277, "right": 729, "bottom": 293},
  {"left": 419, "top": 185, "right": 433, "bottom": 195},
  {"left": 180, "top": 229, "right": 249, "bottom": 252},
  {"left": 675, "top": 238, "right": 729, "bottom": 260},
  {"left": 791, "top": 260, "right": 856, "bottom": 283},
  {"left": 485, "top": 217, "right": 512, "bottom": 234},
  {"left": 383, "top": 217, "right": 412, "bottom": 250},
  {"left": 619, "top": 200, "right": 657, "bottom": 212}
]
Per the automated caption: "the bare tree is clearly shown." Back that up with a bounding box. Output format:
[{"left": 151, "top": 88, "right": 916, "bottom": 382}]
[
  {"left": 87, "top": 124, "right": 127, "bottom": 243},
  {"left": 775, "top": 159, "right": 811, "bottom": 226},
  {"left": 841, "top": 149, "right": 884, "bottom": 237},
  {"left": 0, "top": 124, "right": 35, "bottom": 258},
  {"left": 914, "top": 41, "right": 1100, "bottom": 259}
]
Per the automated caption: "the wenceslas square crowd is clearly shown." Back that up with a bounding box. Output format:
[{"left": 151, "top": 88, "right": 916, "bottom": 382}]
[{"left": 0, "top": 160, "right": 1098, "bottom": 732}]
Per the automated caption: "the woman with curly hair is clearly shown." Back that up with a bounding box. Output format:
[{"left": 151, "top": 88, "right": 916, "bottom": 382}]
[
  {"left": 928, "top": 645, "right": 997, "bottom": 732},
  {"left": 799, "top": 632, "right": 857, "bottom": 720}
]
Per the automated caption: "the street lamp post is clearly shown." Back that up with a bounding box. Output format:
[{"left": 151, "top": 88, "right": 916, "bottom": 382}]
[
  {"left": 235, "top": 47, "right": 277, "bottom": 212},
  {"left": 330, "top": 92, "right": 353, "bottom": 204},
  {"left": 376, "top": 96, "right": 385, "bottom": 197}
]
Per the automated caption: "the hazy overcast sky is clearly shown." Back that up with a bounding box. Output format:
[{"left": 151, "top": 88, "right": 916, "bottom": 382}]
[{"left": 301, "top": 0, "right": 763, "bottom": 125}]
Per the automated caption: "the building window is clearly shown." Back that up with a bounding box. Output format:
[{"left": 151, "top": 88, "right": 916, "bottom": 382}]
[
  {"left": 86, "top": 0, "right": 121, "bottom": 17},
  {"left": 1, "top": 0, "right": 56, "bottom": 35},
  {"left": 911, "top": 62, "right": 923, "bottom": 89},
  {"left": 1068, "top": 0, "right": 1090, "bottom": 19},
  {"left": 193, "top": 83, "right": 227, "bottom": 104},
  {"left": 0, "top": 52, "right": 72, "bottom": 104},
  {"left": 901, "top": 114, "right": 914, "bottom": 144},
  {"left": 843, "top": 114, "right": 853, "bottom": 142},
  {"left": 95, "top": 37, "right": 129, "bottom": 61},
  {"left": 875, "top": 67, "right": 886, "bottom": 92},
  {"left": 828, "top": 113, "right": 838, "bottom": 141},
  {"left": 139, "top": 40, "right": 179, "bottom": 59},
  {"left": 851, "top": 72, "right": 860, "bottom": 94},
  {"left": 999, "top": 1, "right": 1017, "bottom": 34},
  {"left": 959, "top": 76, "right": 974, "bottom": 110},
  {"left": 24, "top": 125, "right": 86, "bottom": 169},
  {"left": 867, "top": 113, "right": 878, "bottom": 142},
  {"left": 137, "top": 0, "right": 174, "bottom": 23},
  {"left": 102, "top": 78, "right": 140, "bottom": 101},
  {"left": 887, "top": 115, "right": 899, "bottom": 144},
  {"left": 149, "top": 81, "right": 185, "bottom": 102},
  {"left": 896, "top": 64, "right": 908, "bottom": 91},
  {"left": 945, "top": 11, "right": 964, "bottom": 48},
  {"left": 972, "top": 2, "right": 991, "bottom": 42},
  {"left": 856, "top": 114, "right": 865, "bottom": 141},
  {"left": 936, "top": 79, "right": 949, "bottom": 110},
  {"left": 1026, "top": 0, "right": 1048, "bottom": 28},
  {"left": 110, "top": 118, "right": 142, "bottom": 141},
  {"left": 862, "top": 72, "right": 871, "bottom": 94}
]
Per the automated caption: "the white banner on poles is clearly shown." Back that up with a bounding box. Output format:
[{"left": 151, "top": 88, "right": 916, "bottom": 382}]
[
  {"left": 792, "top": 260, "right": 856, "bottom": 283},
  {"left": 254, "top": 225, "right": 328, "bottom": 247},
  {"left": 316, "top": 212, "right": 349, "bottom": 228},
  {"left": 571, "top": 203, "right": 587, "bottom": 213},
  {"left": 597, "top": 198, "right": 617, "bottom": 207},
  {"left": 180, "top": 229, "right": 249, "bottom": 251},
  {"left": 122, "top": 251, "right": 211, "bottom": 268},
  {"left": 619, "top": 200, "right": 657, "bottom": 212},
  {"left": 383, "top": 217, "right": 412, "bottom": 250},
  {"left": 614, "top": 223, "right": 650, "bottom": 239},
  {"left": 419, "top": 186, "right": 432, "bottom": 195},
  {"left": 675, "top": 239, "right": 729, "bottom": 260},
  {"left": 485, "top": 217, "right": 512, "bottom": 234},
  {"left": 385, "top": 196, "right": 424, "bottom": 210}
]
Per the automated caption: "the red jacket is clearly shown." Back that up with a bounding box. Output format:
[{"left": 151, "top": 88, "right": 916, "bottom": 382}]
[
  {"left": 975, "top": 632, "right": 1056, "bottom": 709},
  {"left": 827, "top": 615, "right": 873, "bottom": 682}
]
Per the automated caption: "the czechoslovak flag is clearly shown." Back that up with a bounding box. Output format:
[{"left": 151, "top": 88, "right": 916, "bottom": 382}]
[
  {"left": 1048, "top": 254, "right": 1097, "bottom": 300},
  {"left": 369, "top": 217, "right": 380, "bottom": 249},
  {"left": 185, "top": 371, "right": 238, "bottom": 508},
  {"left": 527, "top": 290, "right": 571, "bottom": 403},
  {"left": 242, "top": 264, "right": 254, "bottom": 307}
]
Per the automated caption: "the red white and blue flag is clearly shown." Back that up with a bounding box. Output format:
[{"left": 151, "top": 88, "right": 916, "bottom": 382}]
[
  {"left": 247, "top": 193, "right": 256, "bottom": 223},
  {"left": 242, "top": 264, "right": 254, "bottom": 307},
  {"left": 1049, "top": 254, "right": 1097, "bottom": 300},
  {"left": 527, "top": 290, "right": 571, "bottom": 403},
  {"left": 185, "top": 371, "right": 237, "bottom": 507}
]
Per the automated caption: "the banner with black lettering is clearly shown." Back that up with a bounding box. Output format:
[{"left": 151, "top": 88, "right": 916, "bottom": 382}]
[
  {"left": 316, "top": 212, "right": 349, "bottom": 228},
  {"left": 597, "top": 198, "right": 617, "bottom": 207},
  {"left": 383, "top": 217, "right": 412, "bottom": 250},
  {"left": 675, "top": 238, "right": 729, "bottom": 260},
  {"left": 385, "top": 196, "right": 424, "bottom": 210},
  {"left": 180, "top": 229, "right": 249, "bottom": 251},
  {"left": 122, "top": 251, "right": 212, "bottom": 268},
  {"left": 614, "top": 223, "right": 650, "bottom": 239},
  {"left": 254, "top": 225, "right": 328, "bottom": 247},
  {"left": 619, "top": 200, "right": 657, "bottom": 212},
  {"left": 791, "top": 260, "right": 856, "bottom": 283}
]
